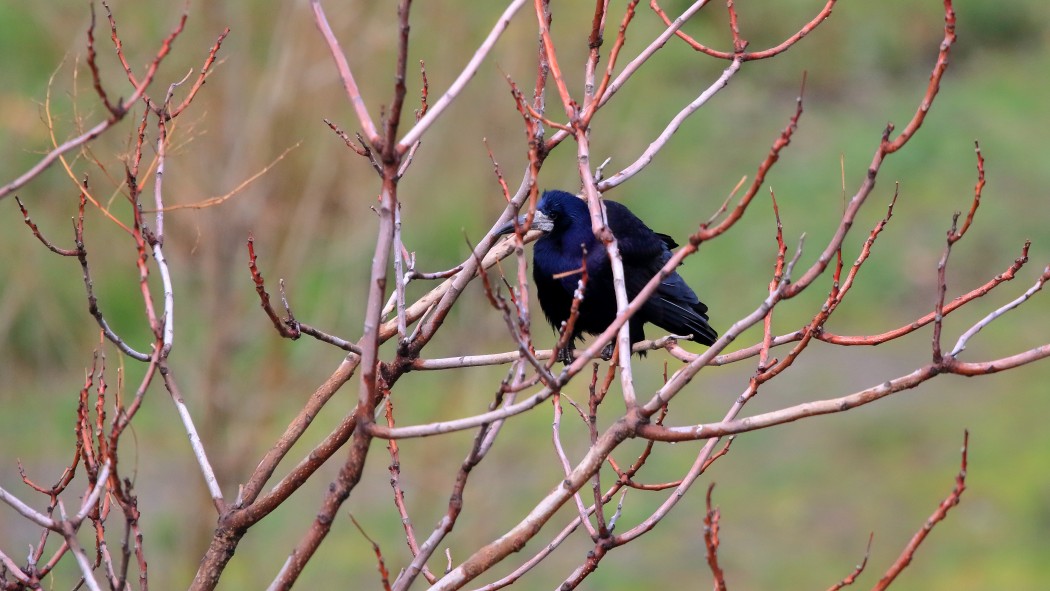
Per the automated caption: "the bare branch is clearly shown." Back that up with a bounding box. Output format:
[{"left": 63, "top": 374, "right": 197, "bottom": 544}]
[
  {"left": 825, "top": 533, "right": 872, "bottom": 591},
  {"left": 398, "top": 0, "right": 529, "bottom": 149},
  {"left": 872, "top": 431, "right": 969, "bottom": 590},
  {"left": 310, "top": 0, "right": 381, "bottom": 146},
  {"left": 702, "top": 484, "right": 727, "bottom": 591},
  {"left": 951, "top": 265, "right": 1050, "bottom": 357}
]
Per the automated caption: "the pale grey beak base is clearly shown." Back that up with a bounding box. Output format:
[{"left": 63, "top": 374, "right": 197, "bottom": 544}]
[{"left": 495, "top": 210, "right": 554, "bottom": 236}]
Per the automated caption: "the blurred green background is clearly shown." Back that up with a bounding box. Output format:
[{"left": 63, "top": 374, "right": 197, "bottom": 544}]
[{"left": 1, "top": 0, "right": 1048, "bottom": 589}]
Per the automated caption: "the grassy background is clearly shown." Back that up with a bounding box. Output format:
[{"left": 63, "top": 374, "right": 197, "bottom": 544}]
[{"left": 1, "top": 0, "right": 1048, "bottom": 588}]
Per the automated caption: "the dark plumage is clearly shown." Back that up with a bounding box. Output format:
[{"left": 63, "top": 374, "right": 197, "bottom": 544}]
[{"left": 497, "top": 189, "right": 717, "bottom": 361}]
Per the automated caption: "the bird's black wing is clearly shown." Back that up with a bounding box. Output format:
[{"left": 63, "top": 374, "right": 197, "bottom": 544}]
[
  {"left": 606, "top": 200, "right": 717, "bottom": 345},
  {"left": 654, "top": 232, "right": 678, "bottom": 250},
  {"left": 604, "top": 200, "right": 668, "bottom": 263},
  {"left": 641, "top": 254, "right": 717, "bottom": 345}
]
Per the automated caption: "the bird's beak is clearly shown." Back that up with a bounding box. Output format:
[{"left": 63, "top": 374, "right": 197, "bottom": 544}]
[{"left": 494, "top": 209, "right": 554, "bottom": 236}]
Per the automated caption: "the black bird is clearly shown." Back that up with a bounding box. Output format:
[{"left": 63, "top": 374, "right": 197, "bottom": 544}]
[{"left": 497, "top": 190, "right": 717, "bottom": 362}]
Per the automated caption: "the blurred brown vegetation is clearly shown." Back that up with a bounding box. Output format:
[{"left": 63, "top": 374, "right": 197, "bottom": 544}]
[{"left": 1, "top": 1, "right": 1049, "bottom": 588}]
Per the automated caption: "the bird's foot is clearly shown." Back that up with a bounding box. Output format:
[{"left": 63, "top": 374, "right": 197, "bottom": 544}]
[
  {"left": 599, "top": 342, "right": 615, "bottom": 361},
  {"left": 556, "top": 347, "right": 575, "bottom": 365}
]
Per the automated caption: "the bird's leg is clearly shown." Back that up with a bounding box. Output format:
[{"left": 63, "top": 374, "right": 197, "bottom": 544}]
[{"left": 599, "top": 341, "right": 615, "bottom": 361}]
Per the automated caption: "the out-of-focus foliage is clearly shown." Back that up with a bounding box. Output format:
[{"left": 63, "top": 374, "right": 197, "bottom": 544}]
[{"left": 1, "top": 1, "right": 1048, "bottom": 588}]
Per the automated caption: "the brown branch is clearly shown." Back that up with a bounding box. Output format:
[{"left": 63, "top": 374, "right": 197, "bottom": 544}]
[
  {"left": 725, "top": 0, "right": 744, "bottom": 54},
  {"left": 820, "top": 241, "right": 1030, "bottom": 346},
  {"left": 932, "top": 213, "right": 960, "bottom": 363},
  {"left": 872, "top": 430, "right": 969, "bottom": 590},
  {"left": 103, "top": 0, "right": 187, "bottom": 100},
  {"left": 167, "top": 27, "right": 231, "bottom": 119},
  {"left": 951, "top": 141, "right": 984, "bottom": 242},
  {"left": 825, "top": 533, "right": 872, "bottom": 591},
  {"left": 247, "top": 235, "right": 301, "bottom": 339},
  {"left": 103, "top": 1, "right": 226, "bottom": 121},
  {"left": 86, "top": 3, "right": 118, "bottom": 116},
  {"left": 951, "top": 264, "right": 1050, "bottom": 357},
  {"left": 759, "top": 188, "right": 787, "bottom": 373},
  {"left": 268, "top": 0, "right": 416, "bottom": 583},
  {"left": 17, "top": 442, "right": 80, "bottom": 497},
  {"left": 392, "top": 382, "right": 510, "bottom": 591},
  {"left": 396, "top": 0, "right": 528, "bottom": 149},
  {"left": 72, "top": 187, "right": 152, "bottom": 362},
  {"left": 349, "top": 514, "right": 393, "bottom": 591},
  {"left": 384, "top": 396, "right": 437, "bottom": 585},
  {"left": 474, "top": 238, "right": 556, "bottom": 385},
  {"left": 156, "top": 142, "right": 300, "bottom": 211},
  {"left": 14, "top": 196, "right": 79, "bottom": 256},
  {"left": 534, "top": 0, "right": 576, "bottom": 123},
  {"left": 695, "top": 75, "right": 804, "bottom": 241},
  {"left": 754, "top": 187, "right": 899, "bottom": 384},
  {"left": 325, "top": 118, "right": 382, "bottom": 172},
  {"left": 639, "top": 340, "right": 1050, "bottom": 443},
  {"left": 651, "top": 0, "right": 837, "bottom": 61},
  {"left": 703, "top": 483, "right": 727, "bottom": 591},
  {"left": 310, "top": 0, "right": 382, "bottom": 147},
  {"left": 882, "top": 0, "right": 956, "bottom": 153},
  {"left": 548, "top": 253, "right": 589, "bottom": 367},
  {"left": 41, "top": 72, "right": 133, "bottom": 233},
  {"left": 0, "top": 2, "right": 191, "bottom": 201},
  {"left": 580, "top": 0, "right": 639, "bottom": 126}
]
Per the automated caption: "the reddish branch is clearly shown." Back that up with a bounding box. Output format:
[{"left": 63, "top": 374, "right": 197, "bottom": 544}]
[
  {"left": 248, "top": 236, "right": 361, "bottom": 351},
  {"left": 311, "top": 0, "right": 381, "bottom": 147},
  {"left": 392, "top": 416, "right": 501, "bottom": 591},
  {"left": 882, "top": 0, "right": 956, "bottom": 154},
  {"left": 750, "top": 186, "right": 897, "bottom": 386},
  {"left": 651, "top": 0, "right": 838, "bottom": 61},
  {"left": 430, "top": 3, "right": 1001, "bottom": 588},
  {"left": 635, "top": 343, "right": 1049, "bottom": 444},
  {"left": 0, "top": 347, "right": 153, "bottom": 588},
  {"left": 15, "top": 195, "right": 79, "bottom": 256},
  {"left": 693, "top": 239, "right": 1029, "bottom": 359},
  {"left": 826, "top": 534, "right": 872, "bottom": 591},
  {"left": 248, "top": 234, "right": 302, "bottom": 339},
  {"left": 580, "top": 0, "right": 639, "bottom": 126},
  {"left": 760, "top": 188, "right": 788, "bottom": 372},
  {"left": 782, "top": 4, "right": 956, "bottom": 297},
  {"left": 703, "top": 484, "right": 728, "bottom": 591},
  {"left": 0, "top": 2, "right": 197, "bottom": 201},
  {"left": 4, "top": 3, "right": 232, "bottom": 588},
  {"left": 872, "top": 431, "right": 969, "bottom": 590},
  {"left": 350, "top": 515, "right": 393, "bottom": 591},
  {"left": 952, "top": 141, "right": 984, "bottom": 242},
  {"left": 697, "top": 75, "right": 804, "bottom": 241},
  {"left": 261, "top": 0, "right": 415, "bottom": 588}
]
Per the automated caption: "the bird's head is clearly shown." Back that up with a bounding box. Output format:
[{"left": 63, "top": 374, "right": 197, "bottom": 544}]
[{"left": 494, "top": 190, "right": 586, "bottom": 237}]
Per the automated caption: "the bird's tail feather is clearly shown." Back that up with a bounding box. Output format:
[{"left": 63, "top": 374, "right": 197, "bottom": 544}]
[{"left": 649, "top": 298, "right": 718, "bottom": 345}]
